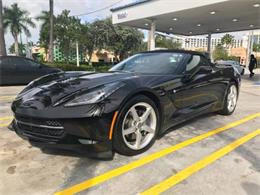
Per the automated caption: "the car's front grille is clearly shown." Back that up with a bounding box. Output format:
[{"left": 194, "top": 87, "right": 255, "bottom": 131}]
[{"left": 15, "top": 116, "right": 64, "bottom": 139}]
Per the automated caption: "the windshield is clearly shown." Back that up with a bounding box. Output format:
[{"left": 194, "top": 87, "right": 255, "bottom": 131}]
[{"left": 110, "top": 52, "right": 187, "bottom": 74}]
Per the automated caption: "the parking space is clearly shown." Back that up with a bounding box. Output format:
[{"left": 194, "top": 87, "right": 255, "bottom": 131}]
[{"left": 1, "top": 71, "right": 260, "bottom": 195}]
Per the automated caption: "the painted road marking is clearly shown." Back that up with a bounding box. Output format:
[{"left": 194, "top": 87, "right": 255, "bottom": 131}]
[
  {"left": 0, "top": 116, "right": 13, "bottom": 127},
  {"left": 0, "top": 95, "right": 16, "bottom": 100},
  {"left": 54, "top": 113, "right": 260, "bottom": 195},
  {"left": 140, "top": 129, "right": 260, "bottom": 195},
  {"left": 0, "top": 116, "right": 13, "bottom": 121},
  {"left": 0, "top": 123, "right": 10, "bottom": 127}
]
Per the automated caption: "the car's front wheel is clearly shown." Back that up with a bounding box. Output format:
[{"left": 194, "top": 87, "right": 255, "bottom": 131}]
[
  {"left": 219, "top": 83, "right": 238, "bottom": 115},
  {"left": 113, "top": 95, "right": 159, "bottom": 156}
]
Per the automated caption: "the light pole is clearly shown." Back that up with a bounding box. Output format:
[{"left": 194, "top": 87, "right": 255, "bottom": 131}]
[
  {"left": 76, "top": 41, "right": 79, "bottom": 67},
  {"left": 48, "top": 0, "right": 54, "bottom": 62}
]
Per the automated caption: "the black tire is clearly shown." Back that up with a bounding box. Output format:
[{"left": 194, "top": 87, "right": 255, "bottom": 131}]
[
  {"left": 113, "top": 95, "right": 160, "bottom": 156},
  {"left": 218, "top": 83, "right": 238, "bottom": 115}
]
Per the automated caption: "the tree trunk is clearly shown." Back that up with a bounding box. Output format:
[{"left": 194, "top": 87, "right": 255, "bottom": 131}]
[
  {"left": 48, "top": 0, "right": 54, "bottom": 62},
  {"left": 87, "top": 49, "right": 93, "bottom": 64},
  {"left": 14, "top": 34, "right": 19, "bottom": 56},
  {"left": 0, "top": 0, "right": 6, "bottom": 56}
]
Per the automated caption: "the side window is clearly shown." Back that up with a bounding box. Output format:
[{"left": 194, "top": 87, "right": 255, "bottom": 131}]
[
  {"left": 1, "top": 58, "right": 16, "bottom": 70},
  {"left": 11, "top": 58, "right": 31, "bottom": 70},
  {"left": 26, "top": 59, "right": 41, "bottom": 68},
  {"left": 0, "top": 58, "right": 3, "bottom": 70},
  {"left": 200, "top": 56, "right": 211, "bottom": 67},
  {"left": 186, "top": 55, "right": 210, "bottom": 73},
  {"left": 0, "top": 58, "right": 9, "bottom": 65},
  {"left": 186, "top": 55, "right": 201, "bottom": 72}
]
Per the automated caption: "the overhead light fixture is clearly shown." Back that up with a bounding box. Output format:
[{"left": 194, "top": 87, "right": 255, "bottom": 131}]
[
  {"left": 197, "top": 24, "right": 201, "bottom": 27},
  {"left": 216, "top": 28, "right": 220, "bottom": 31},
  {"left": 210, "top": 11, "right": 216, "bottom": 15},
  {"left": 249, "top": 24, "right": 254, "bottom": 28},
  {"left": 145, "top": 23, "right": 149, "bottom": 26},
  {"left": 169, "top": 27, "right": 173, "bottom": 31},
  {"left": 172, "top": 18, "right": 178, "bottom": 21},
  {"left": 253, "top": 3, "right": 260, "bottom": 7},
  {"left": 232, "top": 18, "right": 238, "bottom": 22}
]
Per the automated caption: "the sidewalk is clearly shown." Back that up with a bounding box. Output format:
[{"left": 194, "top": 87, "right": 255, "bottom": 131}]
[{"left": 242, "top": 68, "right": 260, "bottom": 86}]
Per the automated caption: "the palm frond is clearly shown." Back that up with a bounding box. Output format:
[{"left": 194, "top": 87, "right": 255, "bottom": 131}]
[{"left": 3, "top": 3, "right": 35, "bottom": 38}]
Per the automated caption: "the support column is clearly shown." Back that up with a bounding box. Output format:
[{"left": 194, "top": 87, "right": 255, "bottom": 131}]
[
  {"left": 147, "top": 31, "right": 151, "bottom": 51},
  {"left": 148, "top": 20, "right": 156, "bottom": 51},
  {"left": 246, "top": 31, "right": 254, "bottom": 66},
  {"left": 207, "top": 33, "right": 212, "bottom": 61}
]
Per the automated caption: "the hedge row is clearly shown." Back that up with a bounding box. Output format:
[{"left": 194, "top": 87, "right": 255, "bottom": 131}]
[{"left": 46, "top": 63, "right": 111, "bottom": 72}]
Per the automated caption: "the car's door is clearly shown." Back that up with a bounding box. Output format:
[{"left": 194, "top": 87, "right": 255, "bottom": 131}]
[
  {"left": 0, "top": 57, "right": 17, "bottom": 85},
  {"left": 172, "top": 54, "right": 224, "bottom": 117},
  {"left": 11, "top": 57, "right": 38, "bottom": 84},
  {"left": 25, "top": 58, "right": 47, "bottom": 79}
]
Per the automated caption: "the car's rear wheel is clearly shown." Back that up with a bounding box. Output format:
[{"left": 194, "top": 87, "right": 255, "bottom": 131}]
[
  {"left": 113, "top": 95, "right": 159, "bottom": 156},
  {"left": 219, "top": 83, "right": 238, "bottom": 115}
]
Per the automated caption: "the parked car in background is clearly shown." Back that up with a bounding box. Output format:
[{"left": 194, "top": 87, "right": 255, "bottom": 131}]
[
  {"left": 217, "top": 60, "right": 245, "bottom": 75},
  {"left": 0, "top": 56, "right": 61, "bottom": 85},
  {"left": 11, "top": 50, "right": 241, "bottom": 159}
]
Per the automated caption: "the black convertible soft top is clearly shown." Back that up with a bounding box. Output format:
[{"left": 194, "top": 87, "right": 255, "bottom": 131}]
[{"left": 139, "top": 49, "right": 209, "bottom": 58}]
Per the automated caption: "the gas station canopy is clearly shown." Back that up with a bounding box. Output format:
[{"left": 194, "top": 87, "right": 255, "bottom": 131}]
[{"left": 111, "top": 0, "right": 260, "bottom": 36}]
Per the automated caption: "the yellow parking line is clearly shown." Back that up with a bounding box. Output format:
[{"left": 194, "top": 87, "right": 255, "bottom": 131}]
[
  {"left": 0, "top": 123, "right": 10, "bottom": 127},
  {"left": 0, "top": 116, "right": 13, "bottom": 127},
  {"left": 140, "top": 129, "right": 260, "bottom": 195},
  {"left": 0, "top": 116, "right": 13, "bottom": 121},
  {"left": 0, "top": 95, "right": 16, "bottom": 100},
  {"left": 54, "top": 113, "right": 260, "bottom": 195}
]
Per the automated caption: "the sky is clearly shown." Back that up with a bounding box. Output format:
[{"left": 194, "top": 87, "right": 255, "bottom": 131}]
[
  {"left": 2, "top": 0, "right": 253, "bottom": 50},
  {"left": 2, "top": 0, "right": 135, "bottom": 49}
]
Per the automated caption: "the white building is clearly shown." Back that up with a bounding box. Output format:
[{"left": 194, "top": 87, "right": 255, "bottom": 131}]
[{"left": 184, "top": 37, "right": 243, "bottom": 50}]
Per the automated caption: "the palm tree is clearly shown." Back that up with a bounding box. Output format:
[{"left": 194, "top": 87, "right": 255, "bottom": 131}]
[
  {"left": 9, "top": 42, "right": 25, "bottom": 55},
  {"left": 221, "top": 34, "right": 235, "bottom": 49},
  {"left": 0, "top": 0, "right": 6, "bottom": 56},
  {"left": 3, "top": 3, "right": 35, "bottom": 55},
  {"left": 36, "top": 11, "right": 50, "bottom": 29},
  {"left": 36, "top": 11, "right": 50, "bottom": 55},
  {"left": 49, "top": 0, "right": 54, "bottom": 62}
]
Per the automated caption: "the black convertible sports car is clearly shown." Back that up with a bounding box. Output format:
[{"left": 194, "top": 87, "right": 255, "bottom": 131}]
[{"left": 10, "top": 50, "right": 241, "bottom": 159}]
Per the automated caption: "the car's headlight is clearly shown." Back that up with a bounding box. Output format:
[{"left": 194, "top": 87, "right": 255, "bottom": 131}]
[{"left": 64, "top": 82, "right": 124, "bottom": 107}]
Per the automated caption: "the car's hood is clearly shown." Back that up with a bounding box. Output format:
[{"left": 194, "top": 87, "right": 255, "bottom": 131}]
[
  {"left": 15, "top": 71, "right": 135, "bottom": 106},
  {"left": 13, "top": 71, "right": 181, "bottom": 110}
]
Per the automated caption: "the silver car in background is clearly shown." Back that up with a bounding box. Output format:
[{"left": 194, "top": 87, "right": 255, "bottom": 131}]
[{"left": 217, "top": 60, "right": 245, "bottom": 75}]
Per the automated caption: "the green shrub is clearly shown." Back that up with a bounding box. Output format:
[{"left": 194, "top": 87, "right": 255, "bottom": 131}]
[
  {"left": 46, "top": 63, "right": 111, "bottom": 72},
  {"left": 91, "top": 61, "right": 113, "bottom": 67},
  {"left": 256, "top": 57, "right": 260, "bottom": 66},
  {"left": 213, "top": 45, "right": 228, "bottom": 61},
  {"left": 226, "top": 55, "right": 240, "bottom": 62}
]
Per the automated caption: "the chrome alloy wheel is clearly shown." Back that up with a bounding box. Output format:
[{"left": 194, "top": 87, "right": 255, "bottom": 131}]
[
  {"left": 227, "top": 85, "right": 237, "bottom": 112},
  {"left": 122, "top": 102, "right": 157, "bottom": 150}
]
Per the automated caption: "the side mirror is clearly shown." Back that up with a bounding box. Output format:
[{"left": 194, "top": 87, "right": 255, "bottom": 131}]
[{"left": 199, "top": 66, "right": 212, "bottom": 74}]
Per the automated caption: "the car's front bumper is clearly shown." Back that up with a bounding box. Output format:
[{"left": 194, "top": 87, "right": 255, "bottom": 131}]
[{"left": 10, "top": 113, "right": 115, "bottom": 160}]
